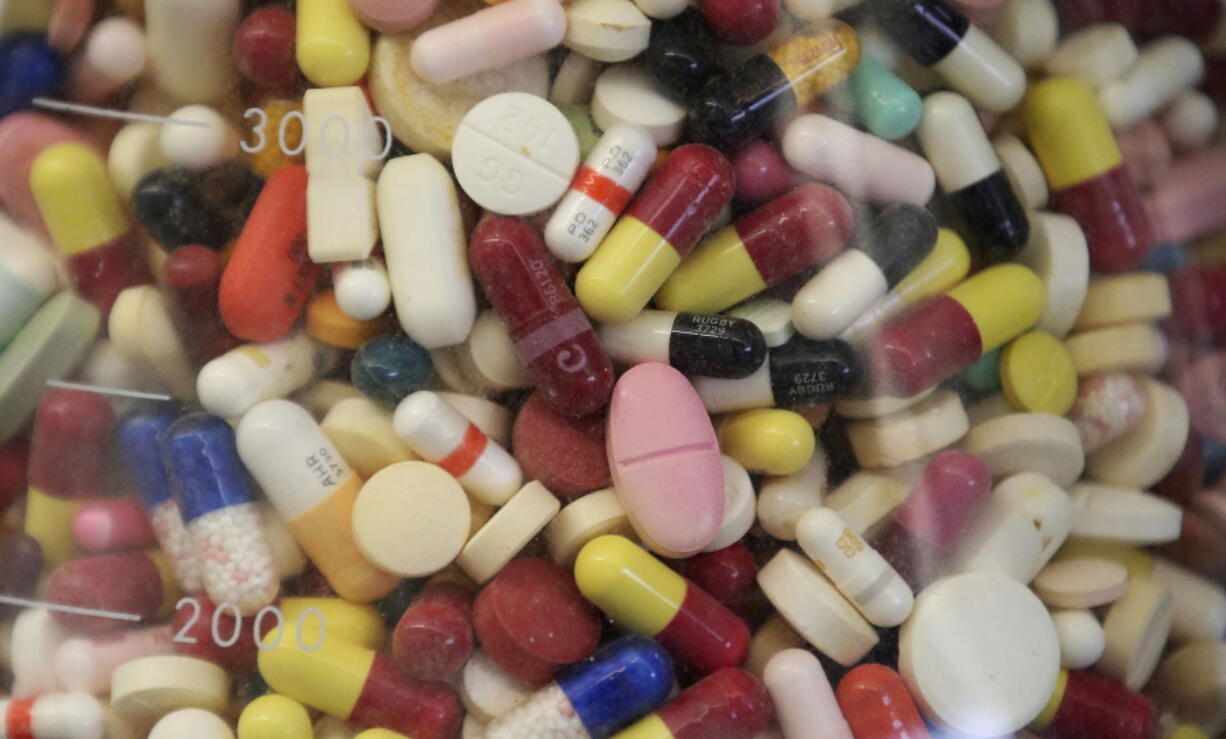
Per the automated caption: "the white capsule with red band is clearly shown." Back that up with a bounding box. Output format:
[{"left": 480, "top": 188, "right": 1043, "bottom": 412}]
[
  {"left": 544, "top": 123, "right": 657, "bottom": 263},
  {"left": 393, "top": 391, "right": 523, "bottom": 506},
  {"left": 0, "top": 693, "right": 106, "bottom": 739}
]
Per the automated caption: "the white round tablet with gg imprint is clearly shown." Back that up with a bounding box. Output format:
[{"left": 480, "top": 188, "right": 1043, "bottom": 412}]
[
  {"left": 900, "top": 572, "right": 1060, "bottom": 737},
  {"left": 452, "top": 92, "right": 579, "bottom": 216}
]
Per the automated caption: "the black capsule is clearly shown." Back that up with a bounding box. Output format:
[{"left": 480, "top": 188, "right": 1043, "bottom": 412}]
[
  {"left": 948, "top": 171, "right": 1030, "bottom": 264},
  {"left": 131, "top": 167, "right": 232, "bottom": 250},
  {"left": 195, "top": 161, "right": 264, "bottom": 239},
  {"left": 669, "top": 312, "right": 767, "bottom": 379},
  {"left": 645, "top": 9, "right": 724, "bottom": 101},
  {"left": 870, "top": 0, "right": 969, "bottom": 67},
  {"left": 768, "top": 337, "right": 863, "bottom": 406},
  {"left": 688, "top": 56, "right": 795, "bottom": 152},
  {"left": 857, "top": 204, "right": 939, "bottom": 286}
]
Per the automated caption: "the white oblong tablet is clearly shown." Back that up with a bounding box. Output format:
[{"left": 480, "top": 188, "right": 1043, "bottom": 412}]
[
  {"left": 763, "top": 649, "right": 852, "bottom": 739},
  {"left": 1015, "top": 212, "right": 1089, "bottom": 339},
  {"left": 703, "top": 455, "right": 756, "bottom": 552},
  {"left": 1069, "top": 483, "right": 1183, "bottom": 545},
  {"left": 353, "top": 461, "right": 471, "bottom": 578},
  {"left": 1052, "top": 609, "right": 1106, "bottom": 670},
  {"left": 1045, "top": 23, "right": 1138, "bottom": 86},
  {"left": 1033, "top": 558, "right": 1129, "bottom": 609},
  {"left": 900, "top": 572, "right": 1060, "bottom": 737},
  {"left": 592, "top": 63, "right": 687, "bottom": 146},
  {"left": 452, "top": 92, "right": 579, "bottom": 216}
]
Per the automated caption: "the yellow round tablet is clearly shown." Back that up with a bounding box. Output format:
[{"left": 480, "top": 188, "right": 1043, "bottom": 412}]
[
  {"left": 717, "top": 408, "right": 815, "bottom": 476},
  {"left": 1000, "top": 331, "right": 1077, "bottom": 415},
  {"left": 238, "top": 694, "right": 312, "bottom": 739}
]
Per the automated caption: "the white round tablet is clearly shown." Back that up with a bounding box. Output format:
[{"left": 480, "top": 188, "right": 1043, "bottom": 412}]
[
  {"left": 452, "top": 92, "right": 580, "bottom": 216},
  {"left": 160, "top": 105, "right": 239, "bottom": 171},
  {"left": 149, "top": 708, "right": 234, "bottom": 739},
  {"left": 1052, "top": 609, "right": 1106, "bottom": 670},
  {"left": 900, "top": 572, "right": 1060, "bottom": 736},
  {"left": 592, "top": 64, "right": 688, "bottom": 146}
]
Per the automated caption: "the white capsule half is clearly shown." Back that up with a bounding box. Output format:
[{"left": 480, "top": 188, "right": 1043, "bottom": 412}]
[
  {"left": 792, "top": 249, "right": 888, "bottom": 340},
  {"left": 197, "top": 332, "right": 336, "bottom": 419}
]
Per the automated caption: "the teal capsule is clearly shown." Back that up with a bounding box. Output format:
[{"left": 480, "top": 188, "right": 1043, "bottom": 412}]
[
  {"left": 850, "top": 56, "right": 922, "bottom": 141},
  {"left": 956, "top": 346, "right": 1003, "bottom": 399},
  {"left": 559, "top": 103, "right": 602, "bottom": 161}
]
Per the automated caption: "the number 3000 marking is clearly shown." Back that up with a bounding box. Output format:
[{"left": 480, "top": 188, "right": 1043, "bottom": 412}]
[{"left": 241, "top": 107, "right": 392, "bottom": 161}]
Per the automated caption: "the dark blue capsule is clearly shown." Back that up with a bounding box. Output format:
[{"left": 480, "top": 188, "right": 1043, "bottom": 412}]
[
  {"left": 351, "top": 333, "right": 433, "bottom": 408},
  {"left": 556, "top": 636, "right": 675, "bottom": 739},
  {"left": 162, "top": 413, "right": 256, "bottom": 522},
  {"left": 0, "top": 33, "right": 64, "bottom": 117},
  {"left": 119, "top": 411, "right": 179, "bottom": 509}
]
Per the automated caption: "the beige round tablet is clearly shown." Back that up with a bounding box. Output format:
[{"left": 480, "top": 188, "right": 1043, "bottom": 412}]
[
  {"left": 834, "top": 386, "right": 935, "bottom": 420},
  {"left": 960, "top": 413, "right": 1085, "bottom": 488},
  {"left": 1034, "top": 558, "right": 1129, "bottom": 609},
  {"left": 993, "top": 134, "right": 1048, "bottom": 210},
  {"left": 149, "top": 709, "right": 234, "bottom": 739},
  {"left": 322, "top": 397, "right": 417, "bottom": 479},
  {"left": 463, "top": 715, "right": 487, "bottom": 739},
  {"left": 966, "top": 393, "right": 1017, "bottom": 425},
  {"left": 563, "top": 0, "right": 650, "bottom": 63},
  {"left": 1015, "top": 212, "right": 1089, "bottom": 338},
  {"left": 900, "top": 572, "right": 1060, "bottom": 737},
  {"left": 757, "top": 549, "right": 878, "bottom": 667},
  {"left": 1074, "top": 273, "right": 1172, "bottom": 331},
  {"left": 704, "top": 455, "right": 756, "bottom": 552},
  {"left": 368, "top": 0, "right": 550, "bottom": 159},
  {"left": 457, "top": 481, "right": 561, "bottom": 584},
  {"left": 457, "top": 311, "right": 531, "bottom": 392},
  {"left": 1152, "top": 643, "right": 1226, "bottom": 734},
  {"left": 430, "top": 347, "right": 481, "bottom": 394},
  {"left": 550, "top": 52, "right": 603, "bottom": 106},
  {"left": 296, "top": 380, "right": 365, "bottom": 418},
  {"left": 1087, "top": 377, "right": 1189, "bottom": 488},
  {"left": 1065, "top": 322, "right": 1167, "bottom": 376},
  {"left": 1099, "top": 575, "right": 1174, "bottom": 690},
  {"left": 111, "top": 656, "right": 229, "bottom": 725},
  {"left": 846, "top": 390, "right": 968, "bottom": 468},
  {"left": 460, "top": 649, "right": 535, "bottom": 723},
  {"left": 1051, "top": 609, "right": 1106, "bottom": 670},
  {"left": 1069, "top": 483, "right": 1183, "bottom": 544},
  {"left": 353, "top": 461, "right": 471, "bottom": 578},
  {"left": 546, "top": 488, "right": 634, "bottom": 568}
]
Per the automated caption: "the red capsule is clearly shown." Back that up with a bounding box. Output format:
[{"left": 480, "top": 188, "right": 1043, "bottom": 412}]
[
  {"left": 1168, "top": 264, "right": 1226, "bottom": 342},
  {"left": 44, "top": 551, "right": 171, "bottom": 634},
  {"left": 676, "top": 542, "right": 759, "bottom": 619},
  {"left": 1041, "top": 670, "right": 1156, "bottom": 739},
  {"left": 1051, "top": 166, "right": 1153, "bottom": 273},
  {"left": 872, "top": 450, "right": 991, "bottom": 589},
  {"left": 162, "top": 245, "right": 241, "bottom": 364},
  {"left": 836, "top": 664, "right": 929, "bottom": 739},
  {"left": 232, "top": 7, "right": 300, "bottom": 91},
  {"left": 219, "top": 165, "right": 315, "bottom": 343},
  {"left": 469, "top": 217, "right": 614, "bottom": 417},
  {"left": 652, "top": 668, "right": 773, "bottom": 739},
  {"left": 0, "top": 438, "right": 29, "bottom": 511},
  {"left": 27, "top": 388, "right": 114, "bottom": 500},
  {"left": 731, "top": 140, "right": 795, "bottom": 204},
  {"left": 392, "top": 582, "right": 475, "bottom": 682},
  {"left": 73, "top": 498, "right": 156, "bottom": 553},
  {"left": 702, "top": 0, "right": 780, "bottom": 45},
  {"left": 171, "top": 595, "right": 261, "bottom": 672}
]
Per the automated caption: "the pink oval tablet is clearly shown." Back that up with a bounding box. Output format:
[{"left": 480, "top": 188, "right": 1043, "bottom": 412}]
[
  {"left": 1146, "top": 149, "right": 1226, "bottom": 243},
  {"left": 0, "top": 112, "right": 96, "bottom": 237},
  {"left": 349, "top": 0, "right": 440, "bottom": 33},
  {"left": 607, "top": 362, "right": 725, "bottom": 557},
  {"left": 1179, "top": 352, "right": 1226, "bottom": 442}
]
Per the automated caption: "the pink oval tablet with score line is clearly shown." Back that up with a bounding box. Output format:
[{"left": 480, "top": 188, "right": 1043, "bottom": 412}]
[{"left": 607, "top": 362, "right": 724, "bottom": 557}]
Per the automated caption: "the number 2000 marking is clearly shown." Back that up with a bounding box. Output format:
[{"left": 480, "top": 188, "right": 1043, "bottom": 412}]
[
  {"left": 240, "top": 107, "right": 392, "bottom": 161},
  {"left": 171, "top": 597, "right": 327, "bottom": 653}
]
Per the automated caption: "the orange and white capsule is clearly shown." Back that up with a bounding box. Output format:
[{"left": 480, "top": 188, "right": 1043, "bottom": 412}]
[
  {"left": 545, "top": 124, "right": 657, "bottom": 263},
  {"left": 393, "top": 391, "right": 522, "bottom": 506}
]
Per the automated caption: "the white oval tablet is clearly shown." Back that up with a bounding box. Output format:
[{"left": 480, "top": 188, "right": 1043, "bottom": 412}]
[
  {"left": 149, "top": 708, "right": 234, "bottom": 739},
  {"left": 460, "top": 649, "right": 535, "bottom": 722},
  {"left": 1051, "top": 609, "right": 1106, "bottom": 670},
  {"left": 564, "top": 0, "right": 651, "bottom": 63},
  {"left": 1069, "top": 483, "right": 1183, "bottom": 545},
  {"left": 899, "top": 572, "right": 1060, "bottom": 736},
  {"left": 452, "top": 92, "right": 579, "bottom": 216},
  {"left": 592, "top": 63, "right": 688, "bottom": 146}
]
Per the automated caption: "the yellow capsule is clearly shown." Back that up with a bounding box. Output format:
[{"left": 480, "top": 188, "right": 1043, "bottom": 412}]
[
  {"left": 613, "top": 714, "right": 672, "bottom": 739},
  {"left": 23, "top": 487, "right": 81, "bottom": 567},
  {"left": 258, "top": 632, "right": 374, "bottom": 720},
  {"left": 654, "top": 226, "right": 766, "bottom": 315},
  {"left": 296, "top": 0, "right": 371, "bottom": 87},
  {"left": 354, "top": 731, "right": 410, "bottom": 739},
  {"left": 946, "top": 264, "right": 1045, "bottom": 353},
  {"left": 1000, "top": 331, "right": 1077, "bottom": 415},
  {"left": 307, "top": 291, "right": 396, "bottom": 350},
  {"left": 279, "top": 598, "right": 386, "bottom": 650},
  {"left": 1024, "top": 77, "right": 1122, "bottom": 190},
  {"left": 148, "top": 549, "right": 181, "bottom": 617},
  {"left": 893, "top": 228, "right": 971, "bottom": 307},
  {"left": 1029, "top": 669, "right": 1068, "bottom": 731},
  {"left": 1166, "top": 726, "right": 1210, "bottom": 739},
  {"left": 717, "top": 409, "right": 815, "bottom": 476},
  {"left": 574, "top": 535, "right": 686, "bottom": 637},
  {"left": 30, "top": 142, "right": 129, "bottom": 256},
  {"left": 238, "top": 694, "right": 313, "bottom": 739},
  {"left": 576, "top": 218, "right": 682, "bottom": 324},
  {"left": 766, "top": 19, "right": 860, "bottom": 105}
]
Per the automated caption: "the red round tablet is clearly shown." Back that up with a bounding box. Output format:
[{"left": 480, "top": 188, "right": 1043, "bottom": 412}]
[
  {"left": 701, "top": 0, "right": 780, "bottom": 45},
  {"left": 392, "top": 582, "right": 475, "bottom": 682},
  {"left": 473, "top": 558, "right": 601, "bottom": 685},
  {"left": 511, "top": 391, "right": 610, "bottom": 500},
  {"left": 232, "top": 7, "right": 300, "bottom": 92},
  {"left": 0, "top": 438, "right": 29, "bottom": 512},
  {"left": 1180, "top": 352, "right": 1226, "bottom": 442}
]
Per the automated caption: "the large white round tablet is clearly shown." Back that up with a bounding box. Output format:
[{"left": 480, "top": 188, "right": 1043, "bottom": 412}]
[
  {"left": 592, "top": 64, "right": 688, "bottom": 146},
  {"left": 452, "top": 92, "right": 579, "bottom": 215},
  {"left": 900, "top": 572, "right": 1060, "bottom": 737}
]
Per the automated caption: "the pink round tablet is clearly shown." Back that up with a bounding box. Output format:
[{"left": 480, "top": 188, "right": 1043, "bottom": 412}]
[
  {"left": 350, "top": 0, "right": 440, "bottom": 33},
  {"left": 1180, "top": 352, "right": 1226, "bottom": 442},
  {"left": 73, "top": 498, "right": 156, "bottom": 553},
  {"left": 607, "top": 362, "right": 725, "bottom": 558}
]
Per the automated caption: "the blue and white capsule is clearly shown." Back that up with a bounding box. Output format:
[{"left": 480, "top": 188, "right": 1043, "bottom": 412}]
[
  {"left": 162, "top": 413, "right": 279, "bottom": 613},
  {"left": 484, "top": 636, "right": 675, "bottom": 739},
  {"left": 119, "top": 412, "right": 204, "bottom": 593}
]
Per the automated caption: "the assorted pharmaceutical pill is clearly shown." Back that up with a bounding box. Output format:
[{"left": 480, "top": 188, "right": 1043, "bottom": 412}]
[{"left": 4, "top": 3, "right": 1226, "bottom": 738}]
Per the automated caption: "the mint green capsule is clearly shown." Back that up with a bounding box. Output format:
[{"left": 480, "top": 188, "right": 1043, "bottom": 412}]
[
  {"left": 559, "top": 103, "right": 603, "bottom": 161},
  {"left": 850, "top": 56, "right": 922, "bottom": 141}
]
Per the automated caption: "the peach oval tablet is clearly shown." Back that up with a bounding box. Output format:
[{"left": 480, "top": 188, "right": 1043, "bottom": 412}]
[{"left": 607, "top": 362, "right": 725, "bottom": 558}]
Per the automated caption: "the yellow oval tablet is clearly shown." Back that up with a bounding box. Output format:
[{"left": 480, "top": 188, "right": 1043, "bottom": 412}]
[
  {"left": 717, "top": 408, "right": 815, "bottom": 476},
  {"left": 1000, "top": 331, "right": 1077, "bottom": 415}
]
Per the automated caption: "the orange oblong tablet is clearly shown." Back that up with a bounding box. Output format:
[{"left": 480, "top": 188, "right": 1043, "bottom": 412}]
[{"left": 219, "top": 165, "right": 315, "bottom": 343}]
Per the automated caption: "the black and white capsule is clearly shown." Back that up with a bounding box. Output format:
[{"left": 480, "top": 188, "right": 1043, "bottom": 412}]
[
  {"left": 598, "top": 310, "right": 767, "bottom": 379},
  {"left": 693, "top": 337, "right": 862, "bottom": 412},
  {"left": 917, "top": 92, "right": 1030, "bottom": 264},
  {"left": 792, "top": 204, "right": 938, "bottom": 340}
]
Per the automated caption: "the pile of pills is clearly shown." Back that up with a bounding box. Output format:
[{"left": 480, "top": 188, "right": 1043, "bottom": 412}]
[{"left": 4, "top": 0, "right": 1226, "bottom": 737}]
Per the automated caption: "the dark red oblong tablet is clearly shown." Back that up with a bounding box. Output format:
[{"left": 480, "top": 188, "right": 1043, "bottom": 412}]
[
  {"left": 473, "top": 558, "right": 601, "bottom": 685},
  {"left": 392, "top": 582, "right": 475, "bottom": 682},
  {"left": 44, "top": 551, "right": 165, "bottom": 634}
]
